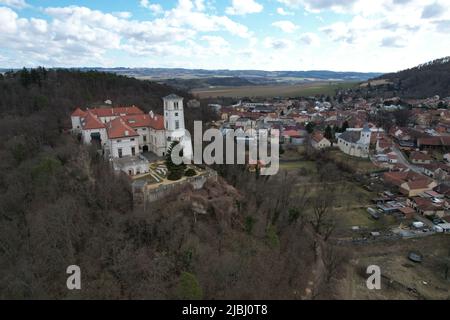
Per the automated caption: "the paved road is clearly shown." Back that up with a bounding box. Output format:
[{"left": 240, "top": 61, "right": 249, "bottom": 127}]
[{"left": 391, "top": 145, "right": 422, "bottom": 173}]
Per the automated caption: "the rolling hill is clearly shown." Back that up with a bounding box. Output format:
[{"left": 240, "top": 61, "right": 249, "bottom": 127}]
[{"left": 374, "top": 56, "right": 450, "bottom": 98}]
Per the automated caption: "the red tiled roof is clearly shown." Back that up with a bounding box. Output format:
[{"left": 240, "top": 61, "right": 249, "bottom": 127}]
[
  {"left": 122, "top": 114, "right": 165, "bottom": 130},
  {"left": 72, "top": 107, "right": 86, "bottom": 117},
  {"left": 384, "top": 171, "right": 433, "bottom": 189},
  {"left": 378, "top": 139, "right": 392, "bottom": 149},
  {"left": 410, "top": 151, "right": 432, "bottom": 161},
  {"left": 312, "top": 132, "right": 325, "bottom": 143},
  {"left": 90, "top": 106, "right": 144, "bottom": 118},
  {"left": 418, "top": 136, "right": 450, "bottom": 147},
  {"left": 283, "top": 130, "right": 303, "bottom": 138},
  {"left": 406, "top": 179, "right": 434, "bottom": 190},
  {"left": 421, "top": 163, "right": 450, "bottom": 172},
  {"left": 80, "top": 111, "right": 105, "bottom": 130},
  {"left": 106, "top": 117, "right": 139, "bottom": 139}
]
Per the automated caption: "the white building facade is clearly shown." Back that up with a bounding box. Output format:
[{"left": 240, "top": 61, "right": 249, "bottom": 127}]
[{"left": 337, "top": 124, "right": 372, "bottom": 158}]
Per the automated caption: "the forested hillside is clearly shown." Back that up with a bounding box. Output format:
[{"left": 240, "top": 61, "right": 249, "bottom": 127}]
[
  {"left": 0, "top": 69, "right": 344, "bottom": 299},
  {"left": 374, "top": 57, "right": 450, "bottom": 98}
]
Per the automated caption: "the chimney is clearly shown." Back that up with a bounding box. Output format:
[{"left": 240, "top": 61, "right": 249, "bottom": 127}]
[{"left": 125, "top": 130, "right": 129, "bottom": 136}]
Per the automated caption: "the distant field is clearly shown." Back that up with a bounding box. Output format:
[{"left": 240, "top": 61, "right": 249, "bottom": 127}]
[{"left": 190, "top": 81, "right": 358, "bottom": 98}]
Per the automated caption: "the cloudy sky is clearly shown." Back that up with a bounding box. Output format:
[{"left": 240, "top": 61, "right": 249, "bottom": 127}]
[{"left": 0, "top": 0, "right": 449, "bottom": 72}]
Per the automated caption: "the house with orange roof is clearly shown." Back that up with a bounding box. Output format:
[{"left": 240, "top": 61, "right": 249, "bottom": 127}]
[
  {"left": 79, "top": 111, "right": 108, "bottom": 146},
  {"left": 310, "top": 132, "right": 331, "bottom": 150},
  {"left": 383, "top": 171, "right": 438, "bottom": 197},
  {"left": 106, "top": 117, "right": 140, "bottom": 159}
]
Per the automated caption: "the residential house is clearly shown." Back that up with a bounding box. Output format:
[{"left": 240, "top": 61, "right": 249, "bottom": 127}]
[
  {"left": 383, "top": 171, "right": 438, "bottom": 197},
  {"left": 407, "top": 197, "right": 445, "bottom": 218},
  {"left": 410, "top": 151, "right": 433, "bottom": 164},
  {"left": 310, "top": 132, "right": 331, "bottom": 149}
]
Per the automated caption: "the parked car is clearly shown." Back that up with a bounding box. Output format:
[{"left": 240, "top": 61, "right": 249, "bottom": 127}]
[{"left": 412, "top": 221, "right": 425, "bottom": 229}]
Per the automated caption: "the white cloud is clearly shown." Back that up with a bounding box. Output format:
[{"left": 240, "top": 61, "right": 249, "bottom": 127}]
[
  {"left": 381, "top": 36, "right": 406, "bottom": 48},
  {"left": 272, "top": 20, "right": 299, "bottom": 33},
  {"left": 421, "top": 2, "right": 445, "bottom": 19},
  {"left": 140, "top": 0, "right": 163, "bottom": 14},
  {"left": 277, "top": 0, "right": 358, "bottom": 12},
  {"left": 0, "top": 1, "right": 253, "bottom": 67},
  {"left": 226, "top": 0, "right": 263, "bottom": 15},
  {"left": 1, "top": 0, "right": 450, "bottom": 73},
  {"left": 0, "top": 0, "right": 28, "bottom": 9},
  {"left": 299, "top": 32, "right": 320, "bottom": 46},
  {"left": 263, "top": 37, "right": 292, "bottom": 50},
  {"left": 201, "top": 35, "right": 230, "bottom": 54},
  {"left": 277, "top": 7, "right": 294, "bottom": 16},
  {"left": 113, "top": 11, "right": 133, "bottom": 19}
]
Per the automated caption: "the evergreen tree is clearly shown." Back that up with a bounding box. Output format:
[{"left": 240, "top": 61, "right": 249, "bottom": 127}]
[
  {"left": 341, "top": 121, "right": 349, "bottom": 132},
  {"left": 324, "top": 125, "right": 333, "bottom": 140},
  {"left": 165, "top": 141, "right": 186, "bottom": 181},
  {"left": 305, "top": 122, "right": 315, "bottom": 134},
  {"left": 19, "top": 67, "right": 31, "bottom": 87}
]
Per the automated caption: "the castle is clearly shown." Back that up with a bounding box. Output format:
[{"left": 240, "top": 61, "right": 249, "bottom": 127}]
[{"left": 70, "top": 94, "right": 192, "bottom": 175}]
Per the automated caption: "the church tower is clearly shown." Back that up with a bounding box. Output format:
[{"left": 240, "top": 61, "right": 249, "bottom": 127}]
[{"left": 359, "top": 123, "right": 372, "bottom": 145}]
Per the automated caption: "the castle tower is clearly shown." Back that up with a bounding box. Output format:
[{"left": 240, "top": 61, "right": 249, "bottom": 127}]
[
  {"left": 162, "top": 94, "right": 192, "bottom": 160},
  {"left": 163, "top": 94, "right": 185, "bottom": 136}
]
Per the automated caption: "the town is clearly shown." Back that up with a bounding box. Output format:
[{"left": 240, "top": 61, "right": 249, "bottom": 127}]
[
  {"left": 70, "top": 87, "right": 450, "bottom": 240},
  {"left": 207, "top": 91, "right": 450, "bottom": 237}
]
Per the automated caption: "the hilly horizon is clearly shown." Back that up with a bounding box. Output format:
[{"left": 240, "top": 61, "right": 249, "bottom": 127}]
[{"left": 365, "top": 56, "right": 450, "bottom": 99}]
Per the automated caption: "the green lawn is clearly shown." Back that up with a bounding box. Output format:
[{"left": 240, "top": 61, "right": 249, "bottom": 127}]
[
  {"left": 191, "top": 82, "right": 359, "bottom": 98},
  {"left": 279, "top": 160, "right": 316, "bottom": 171}
]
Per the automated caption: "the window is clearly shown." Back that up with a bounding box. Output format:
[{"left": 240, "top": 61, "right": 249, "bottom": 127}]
[
  {"left": 174, "top": 102, "right": 179, "bottom": 110},
  {"left": 165, "top": 121, "right": 168, "bottom": 128},
  {"left": 168, "top": 137, "right": 172, "bottom": 142},
  {"left": 132, "top": 147, "right": 136, "bottom": 156},
  {"left": 175, "top": 120, "right": 180, "bottom": 130},
  {"left": 118, "top": 148, "right": 123, "bottom": 158},
  {"left": 143, "top": 135, "right": 147, "bottom": 142},
  {"left": 131, "top": 138, "right": 135, "bottom": 141},
  {"left": 175, "top": 112, "right": 179, "bottom": 116},
  {"left": 117, "top": 140, "right": 121, "bottom": 143}
]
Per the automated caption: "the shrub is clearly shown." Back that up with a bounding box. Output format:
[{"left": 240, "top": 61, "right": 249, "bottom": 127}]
[
  {"left": 185, "top": 168, "right": 197, "bottom": 177},
  {"left": 167, "top": 171, "right": 183, "bottom": 181},
  {"left": 177, "top": 272, "right": 203, "bottom": 300}
]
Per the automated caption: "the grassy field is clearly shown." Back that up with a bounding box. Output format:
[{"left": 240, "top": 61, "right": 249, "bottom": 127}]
[
  {"left": 279, "top": 160, "right": 316, "bottom": 171},
  {"left": 279, "top": 157, "right": 389, "bottom": 230},
  {"left": 328, "top": 149, "right": 379, "bottom": 174},
  {"left": 190, "top": 81, "right": 358, "bottom": 99},
  {"left": 339, "top": 234, "right": 450, "bottom": 300}
]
